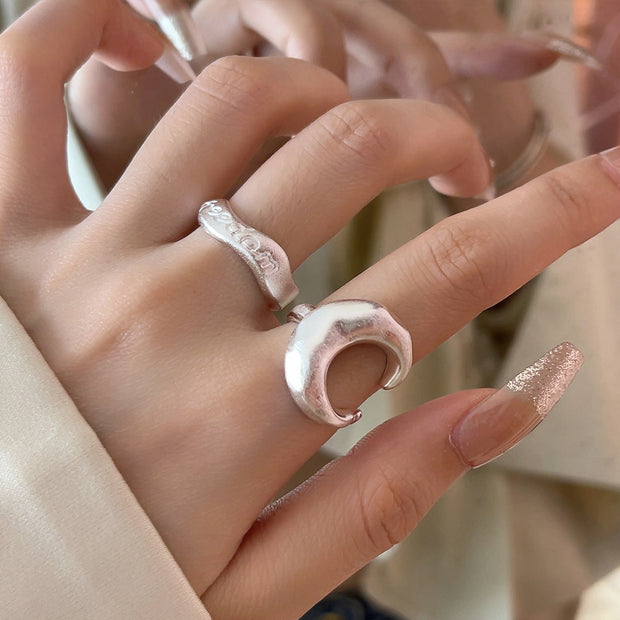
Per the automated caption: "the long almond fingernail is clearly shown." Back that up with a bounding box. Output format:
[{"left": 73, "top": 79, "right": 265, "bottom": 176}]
[
  {"left": 449, "top": 342, "right": 584, "bottom": 468},
  {"left": 521, "top": 32, "right": 604, "bottom": 71},
  {"left": 155, "top": 43, "right": 196, "bottom": 83},
  {"left": 144, "top": 0, "right": 206, "bottom": 61},
  {"left": 430, "top": 84, "right": 495, "bottom": 190}
]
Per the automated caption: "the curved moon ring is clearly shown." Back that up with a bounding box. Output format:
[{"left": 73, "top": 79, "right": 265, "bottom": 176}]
[{"left": 285, "top": 300, "right": 413, "bottom": 428}]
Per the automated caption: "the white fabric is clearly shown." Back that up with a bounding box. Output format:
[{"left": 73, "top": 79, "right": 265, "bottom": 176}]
[{"left": 0, "top": 297, "right": 210, "bottom": 619}]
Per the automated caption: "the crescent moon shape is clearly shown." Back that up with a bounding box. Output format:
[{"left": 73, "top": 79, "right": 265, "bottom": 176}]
[{"left": 285, "top": 300, "right": 413, "bottom": 427}]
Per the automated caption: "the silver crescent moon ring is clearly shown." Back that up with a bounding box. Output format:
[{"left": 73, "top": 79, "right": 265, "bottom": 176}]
[
  {"left": 198, "top": 199, "right": 299, "bottom": 311},
  {"left": 285, "top": 300, "right": 413, "bottom": 427}
]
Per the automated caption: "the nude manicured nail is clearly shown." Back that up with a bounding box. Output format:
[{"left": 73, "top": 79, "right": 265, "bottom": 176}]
[
  {"left": 155, "top": 43, "right": 196, "bottom": 83},
  {"left": 473, "top": 183, "right": 497, "bottom": 202},
  {"left": 431, "top": 85, "right": 495, "bottom": 189},
  {"left": 521, "top": 32, "right": 604, "bottom": 71},
  {"left": 450, "top": 342, "right": 584, "bottom": 468},
  {"left": 144, "top": 0, "right": 206, "bottom": 61}
]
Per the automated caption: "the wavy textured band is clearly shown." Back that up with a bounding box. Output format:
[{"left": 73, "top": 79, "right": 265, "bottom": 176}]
[
  {"left": 285, "top": 300, "right": 414, "bottom": 427},
  {"left": 198, "top": 200, "right": 299, "bottom": 311}
]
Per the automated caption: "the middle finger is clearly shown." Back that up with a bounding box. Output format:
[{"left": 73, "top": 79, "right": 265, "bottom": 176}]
[{"left": 176, "top": 96, "right": 490, "bottom": 311}]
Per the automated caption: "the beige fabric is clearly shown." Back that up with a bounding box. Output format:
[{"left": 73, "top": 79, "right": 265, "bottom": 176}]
[
  {"left": 508, "top": 474, "right": 620, "bottom": 619},
  {"left": 577, "top": 568, "right": 620, "bottom": 619},
  {"left": 0, "top": 0, "right": 30, "bottom": 24},
  {"left": 0, "top": 297, "right": 210, "bottom": 619}
]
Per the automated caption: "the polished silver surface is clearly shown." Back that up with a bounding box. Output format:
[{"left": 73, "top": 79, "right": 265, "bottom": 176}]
[
  {"left": 285, "top": 300, "right": 413, "bottom": 427},
  {"left": 198, "top": 200, "right": 299, "bottom": 311}
]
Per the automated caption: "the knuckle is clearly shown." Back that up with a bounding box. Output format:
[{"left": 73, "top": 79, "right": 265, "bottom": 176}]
[
  {"left": 354, "top": 466, "right": 431, "bottom": 559},
  {"left": 317, "top": 102, "right": 393, "bottom": 165},
  {"left": 193, "top": 56, "right": 272, "bottom": 117},
  {"left": 416, "top": 222, "right": 501, "bottom": 306},
  {"left": 535, "top": 171, "right": 593, "bottom": 243}
]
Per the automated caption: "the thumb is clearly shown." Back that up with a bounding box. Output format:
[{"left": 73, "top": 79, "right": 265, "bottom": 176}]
[{"left": 203, "top": 342, "right": 583, "bottom": 619}]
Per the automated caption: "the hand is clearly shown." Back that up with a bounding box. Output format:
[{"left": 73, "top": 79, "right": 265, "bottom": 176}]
[
  {"left": 67, "top": 0, "right": 560, "bottom": 188},
  {"left": 2, "top": 1, "right": 619, "bottom": 618}
]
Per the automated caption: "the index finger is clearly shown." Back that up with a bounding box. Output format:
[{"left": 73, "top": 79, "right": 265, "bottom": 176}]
[
  {"left": 0, "top": 0, "right": 167, "bottom": 199},
  {"left": 320, "top": 149, "right": 620, "bottom": 413}
]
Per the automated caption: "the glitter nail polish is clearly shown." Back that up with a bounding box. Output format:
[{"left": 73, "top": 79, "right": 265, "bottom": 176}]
[{"left": 449, "top": 342, "right": 584, "bottom": 468}]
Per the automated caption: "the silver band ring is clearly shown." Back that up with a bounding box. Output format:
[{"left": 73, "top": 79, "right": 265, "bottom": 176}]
[
  {"left": 285, "top": 300, "right": 413, "bottom": 427},
  {"left": 198, "top": 199, "right": 299, "bottom": 310}
]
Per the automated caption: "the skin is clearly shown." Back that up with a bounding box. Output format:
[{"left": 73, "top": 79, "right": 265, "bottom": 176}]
[
  {"left": 2, "top": 1, "right": 620, "bottom": 618},
  {"left": 68, "top": 0, "right": 559, "bottom": 188}
]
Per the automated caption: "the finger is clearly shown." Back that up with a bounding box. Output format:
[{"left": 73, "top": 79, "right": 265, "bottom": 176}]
[
  {"left": 324, "top": 0, "right": 470, "bottom": 117},
  {"left": 176, "top": 98, "right": 490, "bottom": 314},
  {"left": 190, "top": 151, "right": 620, "bottom": 592},
  {"left": 2, "top": 0, "right": 166, "bottom": 100},
  {"left": 199, "top": 392, "right": 483, "bottom": 617},
  {"left": 317, "top": 151, "right": 620, "bottom": 412},
  {"left": 431, "top": 32, "right": 559, "bottom": 80},
  {"left": 101, "top": 56, "right": 349, "bottom": 244},
  {"left": 203, "top": 338, "right": 582, "bottom": 620},
  {"left": 0, "top": 0, "right": 167, "bottom": 206},
  {"left": 192, "top": 0, "right": 346, "bottom": 79}
]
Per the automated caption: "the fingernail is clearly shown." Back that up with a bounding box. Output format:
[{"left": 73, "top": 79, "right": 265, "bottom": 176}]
[
  {"left": 521, "top": 31, "right": 604, "bottom": 72},
  {"left": 473, "top": 182, "right": 497, "bottom": 202},
  {"left": 144, "top": 0, "right": 206, "bottom": 61},
  {"left": 450, "top": 342, "right": 584, "bottom": 468},
  {"left": 431, "top": 85, "right": 494, "bottom": 192},
  {"left": 155, "top": 43, "right": 197, "bottom": 83}
]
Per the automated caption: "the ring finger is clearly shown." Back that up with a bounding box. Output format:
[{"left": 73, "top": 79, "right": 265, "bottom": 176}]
[
  {"left": 98, "top": 56, "right": 349, "bottom": 245},
  {"left": 174, "top": 97, "right": 491, "bottom": 319}
]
